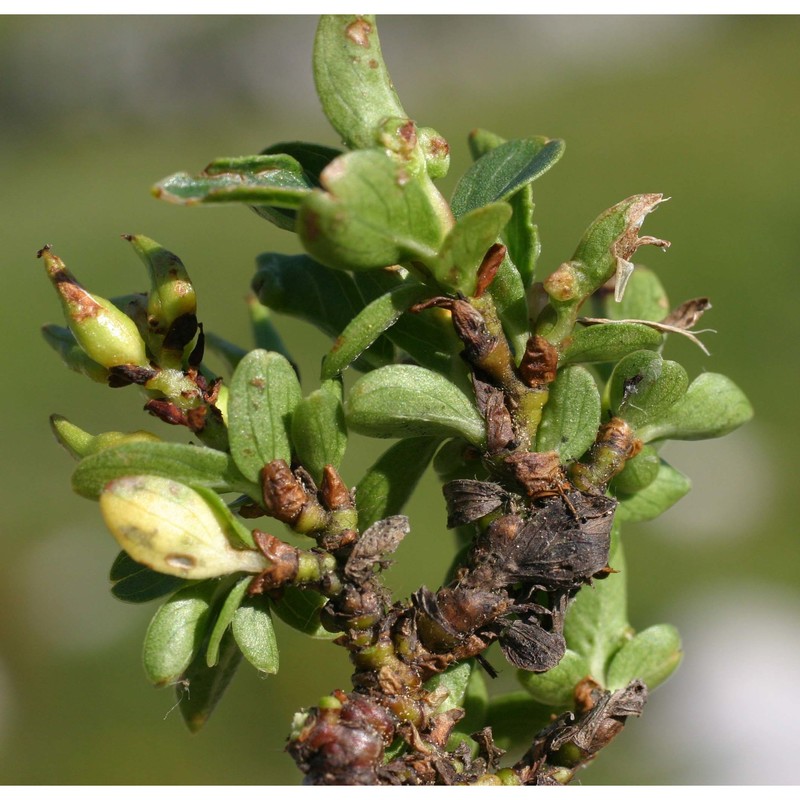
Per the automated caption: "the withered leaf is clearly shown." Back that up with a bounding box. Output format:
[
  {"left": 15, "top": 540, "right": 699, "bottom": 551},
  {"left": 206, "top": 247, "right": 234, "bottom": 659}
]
[
  {"left": 499, "top": 619, "right": 566, "bottom": 672},
  {"left": 484, "top": 493, "right": 616, "bottom": 589},
  {"left": 442, "top": 479, "right": 508, "bottom": 529},
  {"left": 550, "top": 679, "right": 647, "bottom": 755},
  {"left": 662, "top": 297, "right": 711, "bottom": 330},
  {"left": 345, "top": 515, "right": 410, "bottom": 582}
]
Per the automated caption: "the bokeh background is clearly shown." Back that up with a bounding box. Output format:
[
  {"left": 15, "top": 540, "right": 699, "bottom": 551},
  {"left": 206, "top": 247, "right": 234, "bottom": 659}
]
[{"left": 1, "top": 15, "right": 798, "bottom": 785}]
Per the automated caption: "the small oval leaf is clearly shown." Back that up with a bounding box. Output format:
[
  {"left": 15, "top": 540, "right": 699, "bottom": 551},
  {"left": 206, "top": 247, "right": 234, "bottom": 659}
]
[
  {"left": 290, "top": 379, "right": 348, "bottom": 483},
  {"left": 432, "top": 202, "right": 512, "bottom": 295},
  {"left": 451, "top": 137, "right": 565, "bottom": 218},
  {"left": 72, "top": 441, "right": 258, "bottom": 501},
  {"left": 228, "top": 349, "right": 302, "bottom": 483},
  {"left": 617, "top": 460, "right": 692, "bottom": 523},
  {"left": 232, "top": 596, "right": 279, "bottom": 674},
  {"left": 110, "top": 551, "right": 187, "bottom": 604},
  {"left": 297, "top": 150, "right": 445, "bottom": 272},
  {"left": 313, "top": 15, "right": 407, "bottom": 151},
  {"left": 536, "top": 365, "right": 601, "bottom": 463},
  {"left": 153, "top": 154, "right": 310, "bottom": 211},
  {"left": 561, "top": 322, "right": 663, "bottom": 366},
  {"left": 346, "top": 365, "right": 485, "bottom": 447},
  {"left": 206, "top": 577, "right": 252, "bottom": 668},
  {"left": 637, "top": 372, "right": 753, "bottom": 443},
  {"left": 608, "top": 350, "right": 688, "bottom": 430},
  {"left": 321, "top": 282, "right": 429, "bottom": 379},
  {"left": 142, "top": 580, "right": 218, "bottom": 686},
  {"left": 517, "top": 649, "right": 590, "bottom": 707},
  {"left": 606, "top": 623, "right": 682, "bottom": 692}
]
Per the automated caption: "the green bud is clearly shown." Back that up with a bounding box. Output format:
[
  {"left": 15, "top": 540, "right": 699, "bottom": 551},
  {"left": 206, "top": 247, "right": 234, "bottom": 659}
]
[
  {"left": 124, "top": 235, "right": 196, "bottom": 326},
  {"left": 99, "top": 475, "right": 269, "bottom": 579},
  {"left": 124, "top": 235, "right": 197, "bottom": 368},
  {"left": 50, "top": 414, "right": 160, "bottom": 460},
  {"left": 537, "top": 195, "right": 669, "bottom": 345},
  {"left": 38, "top": 245, "right": 149, "bottom": 369},
  {"left": 418, "top": 127, "right": 450, "bottom": 179},
  {"left": 41, "top": 324, "right": 110, "bottom": 383}
]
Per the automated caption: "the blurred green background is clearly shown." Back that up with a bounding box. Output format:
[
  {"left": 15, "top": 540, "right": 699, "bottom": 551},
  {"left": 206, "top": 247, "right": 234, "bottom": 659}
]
[{"left": 1, "top": 15, "right": 798, "bottom": 785}]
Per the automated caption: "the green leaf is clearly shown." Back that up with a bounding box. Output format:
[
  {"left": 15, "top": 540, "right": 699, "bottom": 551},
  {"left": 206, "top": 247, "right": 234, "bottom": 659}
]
[
  {"left": 313, "top": 15, "right": 407, "bottom": 151},
  {"left": 260, "top": 141, "right": 342, "bottom": 186},
  {"left": 560, "top": 323, "right": 663, "bottom": 366},
  {"left": 189, "top": 485, "right": 255, "bottom": 548},
  {"left": 610, "top": 444, "right": 660, "bottom": 495},
  {"left": 356, "top": 436, "right": 440, "bottom": 531},
  {"left": 637, "top": 373, "right": 753, "bottom": 443},
  {"left": 617, "top": 460, "right": 692, "bottom": 523},
  {"left": 297, "top": 149, "right": 446, "bottom": 272},
  {"left": 252, "top": 252, "right": 393, "bottom": 372},
  {"left": 424, "top": 660, "right": 474, "bottom": 714},
  {"left": 485, "top": 691, "right": 554, "bottom": 752},
  {"left": 467, "top": 128, "right": 540, "bottom": 288},
  {"left": 563, "top": 524, "right": 632, "bottom": 683},
  {"left": 607, "top": 350, "right": 688, "bottom": 430},
  {"left": 178, "top": 628, "right": 243, "bottom": 733},
  {"left": 506, "top": 195, "right": 539, "bottom": 290},
  {"left": 536, "top": 365, "right": 601, "bottom": 463},
  {"left": 346, "top": 365, "right": 485, "bottom": 447},
  {"left": 249, "top": 143, "right": 342, "bottom": 230},
  {"left": 72, "top": 441, "right": 258, "bottom": 501},
  {"left": 352, "top": 271, "right": 461, "bottom": 376},
  {"left": 431, "top": 202, "right": 512, "bottom": 295},
  {"left": 290, "top": 378, "right": 348, "bottom": 483},
  {"left": 603, "top": 265, "right": 670, "bottom": 322},
  {"left": 252, "top": 252, "right": 363, "bottom": 340},
  {"left": 606, "top": 624, "right": 682, "bottom": 692},
  {"left": 517, "top": 649, "right": 590, "bottom": 707},
  {"left": 99, "top": 476, "right": 269, "bottom": 580},
  {"left": 206, "top": 577, "right": 251, "bottom": 667},
  {"left": 270, "top": 586, "right": 338, "bottom": 640},
  {"left": 153, "top": 154, "right": 311, "bottom": 221},
  {"left": 320, "top": 282, "right": 430, "bottom": 380},
  {"left": 232, "top": 595, "right": 280, "bottom": 674},
  {"left": 487, "top": 251, "right": 530, "bottom": 361},
  {"left": 109, "top": 551, "right": 187, "bottom": 603},
  {"left": 228, "top": 349, "right": 302, "bottom": 483},
  {"left": 451, "top": 137, "right": 565, "bottom": 218},
  {"left": 142, "top": 580, "right": 218, "bottom": 686}
]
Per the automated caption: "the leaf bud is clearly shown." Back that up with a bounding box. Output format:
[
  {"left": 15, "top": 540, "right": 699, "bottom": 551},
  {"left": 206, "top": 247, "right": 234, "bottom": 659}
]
[
  {"left": 38, "top": 245, "right": 149, "bottom": 369},
  {"left": 124, "top": 235, "right": 197, "bottom": 368},
  {"left": 99, "top": 475, "right": 270, "bottom": 579},
  {"left": 49, "top": 414, "right": 159, "bottom": 460}
]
